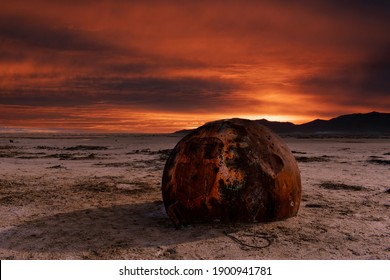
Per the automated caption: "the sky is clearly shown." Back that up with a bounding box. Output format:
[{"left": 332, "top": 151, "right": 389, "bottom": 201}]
[{"left": 1, "top": 0, "right": 389, "bottom": 133}]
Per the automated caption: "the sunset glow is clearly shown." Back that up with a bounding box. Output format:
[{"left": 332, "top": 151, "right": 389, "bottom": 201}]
[{"left": 1, "top": 0, "right": 389, "bottom": 133}]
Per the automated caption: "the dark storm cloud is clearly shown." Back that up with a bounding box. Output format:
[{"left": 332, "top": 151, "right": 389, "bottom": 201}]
[
  {"left": 0, "top": 107, "right": 80, "bottom": 121},
  {"left": 0, "top": 11, "right": 206, "bottom": 75},
  {"left": 311, "top": 0, "right": 390, "bottom": 14},
  {"left": 0, "top": 15, "right": 112, "bottom": 52},
  {"left": 360, "top": 51, "right": 390, "bottom": 94},
  {"left": 0, "top": 48, "right": 28, "bottom": 63},
  {"left": 0, "top": 76, "right": 244, "bottom": 112},
  {"left": 95, "top": 77, "right": 241, "bottom": 112},
  {"left": 295, "top": 50, "right": 390, "bottom": 108}
]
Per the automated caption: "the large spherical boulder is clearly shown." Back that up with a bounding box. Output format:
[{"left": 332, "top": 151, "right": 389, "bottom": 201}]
[{"left": 162, "top": 118, "right": 301, "bottom": 226}]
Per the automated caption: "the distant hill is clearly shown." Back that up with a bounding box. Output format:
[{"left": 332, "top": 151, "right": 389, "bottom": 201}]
[
  {"left": 295, "top": 112, "right": 389, "bottom": 134},
  {"left": 173, "top": 129, "right": 195, "bottom": 135},
  {"left": 174, "top": 112, "right": 390, "bottom": 136},
  {"left": 255, "top": 119, "right": 297, "bottom": 134}
]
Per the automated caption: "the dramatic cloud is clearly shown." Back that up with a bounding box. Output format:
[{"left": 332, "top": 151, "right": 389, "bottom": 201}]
[
  {"left": 0, "top": 16, "right": 112, "bottom": 52},
  {"left": 0, "top": 76, "right": 244, "bottom": 112},
  {"left": 293, "top": 49, "right": 390, "bottom": 111},
  {"left": 0, "top": 0, "right": 389, "bottom": 132}
]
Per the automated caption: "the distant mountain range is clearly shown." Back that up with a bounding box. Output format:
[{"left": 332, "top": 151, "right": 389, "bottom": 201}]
[{"left": 175, "top": 112, "right": 390, "bottom": 136}]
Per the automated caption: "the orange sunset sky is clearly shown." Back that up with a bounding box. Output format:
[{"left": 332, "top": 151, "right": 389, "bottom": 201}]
[{"left": 1, "top": 0, "right": 389, "bottom": 133}]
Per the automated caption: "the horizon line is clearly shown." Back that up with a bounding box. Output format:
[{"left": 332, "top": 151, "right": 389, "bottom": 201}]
[{"left": 0, "top": 111, "right": 388, "bottom": 134}]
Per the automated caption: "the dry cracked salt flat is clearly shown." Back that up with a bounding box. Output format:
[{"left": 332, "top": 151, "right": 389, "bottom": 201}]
[{"left": 0, "top": 133, "right": 389, "bottom": 260}]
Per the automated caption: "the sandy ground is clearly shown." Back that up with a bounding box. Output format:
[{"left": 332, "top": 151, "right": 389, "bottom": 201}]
[{"left": 0, "top": 133, "right": 389, "bottom": 260}]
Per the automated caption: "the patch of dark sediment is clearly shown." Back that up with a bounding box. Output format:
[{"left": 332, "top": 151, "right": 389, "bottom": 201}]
[
  {"left": 64, "top": 145, "right": 108, "bottom": 151},
  {"left": 35, "top": 146, "right": 60, "bottom": 151},
  {"left": 0, "top": 188, "right": 64, "bottom": 206},
  {"left": 46, "top": 165, "right": 67, "bottom": 169},
  {"left": 291, "top": 150, "right": 307, "bottom": 155},
  {"left": 17, "top": 152, "right": 47, "bottom": 159},
  {"left": 305, "top": 203, "right": 327, "bottom": 208},
  {"left": 0, "top": 145, "right": 18, "bottom": 150},
  {"left": 94, "top": 162, "right": 134, "bottom": 168},
  {"left": 0, "top": 146, "right": 22, "bottom": 158},
  {"left": 0, "top": 193, "right": 36, "bottom": 206},
  {"left": 45, "top": 153, "right": 108, "bottom": 160},
  {"left": 0, "top": 151, "right": 21, "bottom": 158},
  {"left": 127, "top": 149, "right": 172, "bottom": 161},
  {"left": 133, "top": 158, "right": 163, "bottom": 166},
  {"left": 153, "top": 149, "right": 172, "bottom": 161},
  {"left": 72, "top": 179, "right": 154, "bottom": 195},
  {"left": 318, "top": 181, "right": 367, "bottom": 191},
  {"left": 367, "top": 159, "right": 390, "bottom": 165},
  {"left": 127, "top": 148, "right": 152, "bottom": 154},
  {"left": 0, "top": 179, "right": 26, "bottom": 189},
  {"left": 295, "top": 155, "right": 332, "bottom": 163},
  {"left": 94, "top": 159, "right": 163, "bottom": 169}
]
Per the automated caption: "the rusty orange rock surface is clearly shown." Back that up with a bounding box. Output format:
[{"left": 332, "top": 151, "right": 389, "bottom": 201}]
[{"left": 162, "top": 118, "right": 301, "bottom": 226}]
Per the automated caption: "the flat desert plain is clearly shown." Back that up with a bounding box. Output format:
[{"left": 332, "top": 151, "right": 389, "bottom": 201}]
[{"left": 0, "top": 133, "right": 389, "bottom": 259}]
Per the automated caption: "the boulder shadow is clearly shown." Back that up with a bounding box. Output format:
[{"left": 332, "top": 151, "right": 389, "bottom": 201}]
[{"left": 0, "top": 201, "right": 230, "bottom": 253}]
